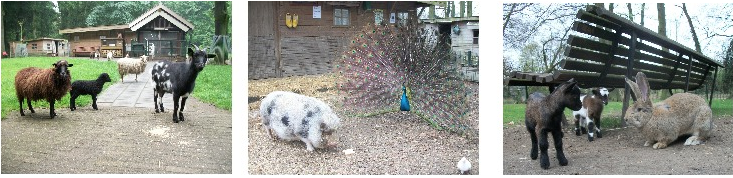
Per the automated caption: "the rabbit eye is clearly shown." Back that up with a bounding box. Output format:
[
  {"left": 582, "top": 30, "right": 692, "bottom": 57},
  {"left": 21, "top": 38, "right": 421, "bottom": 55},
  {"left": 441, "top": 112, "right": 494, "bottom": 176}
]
[{"left": 636, "top": 108, "right": 642, "bottom": 112}]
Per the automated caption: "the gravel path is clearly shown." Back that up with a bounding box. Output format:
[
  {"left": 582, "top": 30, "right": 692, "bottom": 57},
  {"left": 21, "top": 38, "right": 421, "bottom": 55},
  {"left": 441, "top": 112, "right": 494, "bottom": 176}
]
[
  {"left": 247, "top": 82, "right": 479, "bottom": 175},
  {"left": 504, "top": 116, "right": 733, "bottom": 174},
  {"left": 1, "top": 98, "right": 232, "bottom": 174}
]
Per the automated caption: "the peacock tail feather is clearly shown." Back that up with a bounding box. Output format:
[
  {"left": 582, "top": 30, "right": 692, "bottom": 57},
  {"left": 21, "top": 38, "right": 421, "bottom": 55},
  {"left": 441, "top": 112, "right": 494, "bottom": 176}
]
[{"left": 335, "top": 20, "right": 474, "bottom": 136}]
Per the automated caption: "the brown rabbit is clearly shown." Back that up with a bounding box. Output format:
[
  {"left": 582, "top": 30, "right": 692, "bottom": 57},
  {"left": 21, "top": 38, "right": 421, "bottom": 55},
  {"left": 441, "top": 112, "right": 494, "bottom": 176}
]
[{"left": 624, "top": 72, "right": 714, "bottom": 149}]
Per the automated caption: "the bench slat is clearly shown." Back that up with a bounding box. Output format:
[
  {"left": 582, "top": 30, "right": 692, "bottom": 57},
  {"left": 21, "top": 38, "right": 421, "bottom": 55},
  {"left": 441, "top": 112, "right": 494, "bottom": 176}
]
[
  {"left": 571, "top": 22, "right": 710, "bottom": 71},
  {"left": 564, "top": 46, "right": 707, "bottom": 81},
  {"left": 560, "top": 59, "right": 702, "bottom": 85},
  {"left": 554, "top": 70, "right": 700, "bottom": 90}
]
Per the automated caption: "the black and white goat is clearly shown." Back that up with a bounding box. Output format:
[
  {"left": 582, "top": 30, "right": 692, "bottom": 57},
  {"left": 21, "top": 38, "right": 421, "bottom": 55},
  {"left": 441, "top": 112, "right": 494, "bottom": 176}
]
[
  {"left": 572, "top": 87, "right": 614, "bottom": 141},
  {"left": 151, "top": 45, "right": 215, "bottom": 123},
  {"left": 525, "top": 79, "right": 582, "bottom": 169}
]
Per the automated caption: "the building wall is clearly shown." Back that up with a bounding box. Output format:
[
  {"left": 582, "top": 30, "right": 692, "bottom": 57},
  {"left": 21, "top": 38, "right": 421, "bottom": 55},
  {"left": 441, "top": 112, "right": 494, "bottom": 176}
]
[
  {"left": 449, "top": 21, "right": 479, "bottom": 55},
  {"left": 68, "top": 29, "right": 134, "bottom": 57},
  {"left": 249, "top": 1, "right": 422, "bottom": 79},
  {"left": 26, "top": 40, "right": 53, "bottom": 55}
]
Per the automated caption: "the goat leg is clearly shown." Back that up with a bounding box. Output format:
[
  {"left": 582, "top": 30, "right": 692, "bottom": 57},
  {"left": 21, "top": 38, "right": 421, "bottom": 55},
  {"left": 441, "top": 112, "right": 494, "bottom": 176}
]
[
  {"left": 172, "top": 95, "right": 180, "bottom": 123},
  {"left": 552, "top": 129, "right": 568, "bottom": 166},
  {"left": 179, "top": 96, "right": 188, "bottom": 121},
  {"left": 538, "top": 129, "right": 550, "bottom": 169}
]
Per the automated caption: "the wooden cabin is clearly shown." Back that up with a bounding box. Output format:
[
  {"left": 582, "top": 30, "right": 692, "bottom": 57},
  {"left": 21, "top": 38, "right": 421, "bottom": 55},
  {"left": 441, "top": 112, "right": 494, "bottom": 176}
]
[
  {"left": 421, "top": 1, "right": 479, "bottom": 67},
  {"left": 59, "top": 3, "right": 194, "bottom": 59},
  {"left": 17, "top": 38, "right": 68, "bottom": 57},
  {"left": 248, "top": 1, "right": 432, "bottom": 79}
]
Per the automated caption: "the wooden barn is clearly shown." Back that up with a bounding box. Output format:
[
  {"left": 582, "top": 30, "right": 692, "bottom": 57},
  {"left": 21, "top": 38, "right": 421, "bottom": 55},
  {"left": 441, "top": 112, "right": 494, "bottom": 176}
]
[
  {"left": 59, "top": 3, "right": 194, "bottom": 59},
  {"left": 248, "top": 1, "right": 432, "bottom": 79}
]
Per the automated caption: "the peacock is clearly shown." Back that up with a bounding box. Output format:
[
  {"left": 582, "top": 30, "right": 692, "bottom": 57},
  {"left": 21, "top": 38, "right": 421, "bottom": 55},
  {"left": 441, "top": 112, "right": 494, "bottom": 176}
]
[{"left": 335, "top": 19, "right": 473, "bottom": 136}]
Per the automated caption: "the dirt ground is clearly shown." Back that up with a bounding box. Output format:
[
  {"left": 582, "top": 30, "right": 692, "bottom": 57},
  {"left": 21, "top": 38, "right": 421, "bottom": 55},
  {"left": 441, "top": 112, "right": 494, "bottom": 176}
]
[
  {"left": 503, "top": 116, "right": 733, "bottom": 175},
  {"left": 247, "top": 76, "right": 479, "bottom": 175},
  {"left": 1, "top": 98, "right": 232, "bottom": 174}
]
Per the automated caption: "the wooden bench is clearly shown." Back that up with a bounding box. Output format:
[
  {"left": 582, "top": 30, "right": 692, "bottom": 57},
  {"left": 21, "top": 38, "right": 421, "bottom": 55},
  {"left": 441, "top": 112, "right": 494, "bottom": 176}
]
[{"left": 505, "top": 5, "right": 725, "bottom": 121}]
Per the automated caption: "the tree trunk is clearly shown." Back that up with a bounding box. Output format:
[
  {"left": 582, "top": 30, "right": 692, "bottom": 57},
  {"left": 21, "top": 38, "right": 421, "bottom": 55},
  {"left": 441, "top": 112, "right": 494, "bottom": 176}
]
[
  {"left": 640, "top": 3, "right": 645, "bottom": 26},
  {"left": 657, "top": 3, "right": 668, "bottom": 52},
  {"left": 214, "top": 1, "right": 229, "bottom": 36},
  {"left": 682, "top": 3, "right": 701, "bottom": 52},
  {"left": 627, "top": 3, "right": 633, "bottom": 21}
]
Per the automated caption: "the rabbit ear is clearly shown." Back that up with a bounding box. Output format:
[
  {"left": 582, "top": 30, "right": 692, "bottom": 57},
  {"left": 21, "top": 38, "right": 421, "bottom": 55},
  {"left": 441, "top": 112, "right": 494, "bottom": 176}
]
[
  {"left": 635, "top": 72, "right": 650, "bottom": 101},
  {"left": 624, "top": 77, "right": 642, "bottom": 101}
]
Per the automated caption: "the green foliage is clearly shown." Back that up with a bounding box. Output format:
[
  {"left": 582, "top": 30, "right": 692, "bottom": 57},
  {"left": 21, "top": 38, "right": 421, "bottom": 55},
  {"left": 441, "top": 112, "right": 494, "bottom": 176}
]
[
  {"left": 192, "top": 65, "right": 232, "bottom": 110},
  {"left": 1, "top": 57, "right": 120, "bottom": 119},
  {"left": 58, "top": 1, "right": 105, "bottom": 29},
  {"left": 163, "top": 1, "right": 217, "bottom": 48},
  {"left": 85, "top": 1, "right": 156, "bottom": 26},
  {"left": 2, "top": 1, "right": 60, "bottom": 51}
]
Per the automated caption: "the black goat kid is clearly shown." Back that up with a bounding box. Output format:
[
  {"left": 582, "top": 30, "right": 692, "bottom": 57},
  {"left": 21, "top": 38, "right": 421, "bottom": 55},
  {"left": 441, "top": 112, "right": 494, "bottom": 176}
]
[{"left": 524, "top": 79, "right": 582, "bottom": 169}]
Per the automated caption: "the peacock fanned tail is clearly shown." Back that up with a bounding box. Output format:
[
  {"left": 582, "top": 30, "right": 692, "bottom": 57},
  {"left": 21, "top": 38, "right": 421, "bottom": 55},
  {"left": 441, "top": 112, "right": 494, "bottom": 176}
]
[{"left": 336, "top": 21, "right": 474, "bottom": 136}]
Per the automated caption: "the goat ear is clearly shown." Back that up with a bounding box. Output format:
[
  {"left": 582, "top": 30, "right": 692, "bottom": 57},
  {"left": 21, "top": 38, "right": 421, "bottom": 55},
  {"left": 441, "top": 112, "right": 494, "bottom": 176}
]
[
  {"left": 562, "top": 79, "right": 578, "bottom": 93},
  {"left": 68, "top": 64, "right": 73, "bottom": 67},
  {"left": 592, "top": 88, "right": 601, "bottom": 96},
  {"left": 207, "top": 54, "right": 217, "bottom": 59},
  {"left": 635, "top": 72, "right": 649, "bottom": 101},
  {"left": 188, "top": 48, "right": 195, "bottom": 57},
  {"left": 625, "top": 77, "right": 642, "bottom": 101}
]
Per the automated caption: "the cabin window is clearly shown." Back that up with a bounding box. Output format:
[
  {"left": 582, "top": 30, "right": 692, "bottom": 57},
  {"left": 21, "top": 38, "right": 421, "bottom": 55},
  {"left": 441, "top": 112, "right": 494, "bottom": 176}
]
[
  {"left": 398, "top": 12, "right": 409, "bottom": 26},
  {"left": 74, "top": 36, "right": 79, "bottom": 41},
  {"left": 31, "top": 44, "right": 37, "bottom": 49},
  {"left": 47, "top": 43, "right": 51, "bottom": 50},
  {"left": 334, "top": 8, "right": 350, "bottom": 26},
  {"left": 473, "top": 30, "right": 479, "bottom": 44},
  {"left": 100, "top": 36, "right": 106, "bottom": 39},
  {"left": 374, "top": 9, "right": 383, "bottom": 24}
]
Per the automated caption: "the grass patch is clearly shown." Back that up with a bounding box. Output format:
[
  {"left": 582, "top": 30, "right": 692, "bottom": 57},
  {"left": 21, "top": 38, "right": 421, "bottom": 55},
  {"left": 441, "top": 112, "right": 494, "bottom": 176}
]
[
  {"left": 2, "top": 57, "right": 120, "bottom": 119},
  {"left": 503, "top": 99, "right": 731, "bottom": 128},
  {"left": 192, "top": 64, "right": 232, "bottom": 110}
]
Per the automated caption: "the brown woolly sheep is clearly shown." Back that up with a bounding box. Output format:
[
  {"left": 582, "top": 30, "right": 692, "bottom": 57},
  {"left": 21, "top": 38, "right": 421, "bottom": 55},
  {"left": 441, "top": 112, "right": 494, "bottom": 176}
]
[
  {"left": 14, "top": 60, "right": 74, "bottom": 118},
  {"left": 525, "top": 79, "right": 582, "bottom": 169}
]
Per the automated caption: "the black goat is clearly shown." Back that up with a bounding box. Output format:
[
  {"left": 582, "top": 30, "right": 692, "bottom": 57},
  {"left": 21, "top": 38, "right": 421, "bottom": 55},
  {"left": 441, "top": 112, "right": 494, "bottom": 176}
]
[
  {"left": 524, "top": 79, "right": 582, "bottom": 169},
  {"left": 151, "top": 45, "right": 215, "bottom": 123}
]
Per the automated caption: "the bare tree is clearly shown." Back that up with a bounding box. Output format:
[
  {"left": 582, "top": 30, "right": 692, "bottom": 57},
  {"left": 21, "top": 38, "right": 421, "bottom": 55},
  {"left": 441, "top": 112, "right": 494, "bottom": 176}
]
[
  {"left": 658, "top": 3, "right": 668, "bottom": 52},
  {"left": 681, "top": 3, "right": 702, "bottom": 52}
]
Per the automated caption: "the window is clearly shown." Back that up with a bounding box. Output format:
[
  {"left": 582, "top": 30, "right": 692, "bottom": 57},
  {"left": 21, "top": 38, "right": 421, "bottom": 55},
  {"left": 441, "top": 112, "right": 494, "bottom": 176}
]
[
  {"left": 31, "top": 44, "right": 37, "bottom": 49},
  {"left": 74, "top": 36, "right": 79, "bottom": 41},
  {"left": 334, "top": 8, "right": 349, "bottom": 26},
  {"left": 374, "top": 9, "right": 383, "bottom": 24},
  {"left": 398, "top": 12, "right": 409, "bottom": 26},
  {"left": 47, "top": 43, "right": 51, "bottom": 50},
  {"left": 100, "top": 36, "right": 106, "bottom": 39},
  {"left": 473, "top": 30, "right": 479, "bottom": 44}
]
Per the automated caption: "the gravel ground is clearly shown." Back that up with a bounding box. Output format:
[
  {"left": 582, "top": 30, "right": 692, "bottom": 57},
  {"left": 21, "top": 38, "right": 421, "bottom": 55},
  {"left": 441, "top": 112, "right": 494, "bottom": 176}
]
[
  {"left": 504, "top": 116, "right": 733, "bottom": 174},
  {"left": 247, "top": 78, "right": 479, "bottom": 175},
  {"left": 1, "top": 98, "right": 232, "bottom": 174}
]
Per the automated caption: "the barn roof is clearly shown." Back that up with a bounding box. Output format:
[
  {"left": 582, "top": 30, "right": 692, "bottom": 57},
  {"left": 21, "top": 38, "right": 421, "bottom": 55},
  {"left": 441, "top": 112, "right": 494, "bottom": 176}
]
[
  {"left": 59, "top": 3, "right": 193, "bottom": 34},
  {"left": 128, "top": 3, "right": 194, "bottom": 32}
]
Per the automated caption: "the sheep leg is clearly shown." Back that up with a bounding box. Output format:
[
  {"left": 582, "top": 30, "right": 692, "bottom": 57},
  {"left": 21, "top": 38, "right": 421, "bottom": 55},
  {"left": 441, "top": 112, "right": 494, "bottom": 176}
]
[
  {"left": 49, "top": 100, "right": 57, "bottom": 118},
  {"left": 18, "top": 97, "right": 25, "bottom": 116},
  {"left": 538, "top": 129, "right": 551, "bottom": 169},
  {"left": 70, "top": 93, "right": 78, "bottom": 111},
  {"left": 91, "top": 94, "right": 98, "bottom": 110},
  {"left": 552, "top": 128, "right": 568, "bottom": 166},
  {"left": 179, "top": 97, "right": 188, "bottom": 121},
  {"left": 525, "top": 122, "right": 538, "bottom": 160},
  {"left": 172, "top": 95, "right": 180, "bottom": 123},
  {"left": 27, "top": 98, "right": 35, "bottom": 113}
]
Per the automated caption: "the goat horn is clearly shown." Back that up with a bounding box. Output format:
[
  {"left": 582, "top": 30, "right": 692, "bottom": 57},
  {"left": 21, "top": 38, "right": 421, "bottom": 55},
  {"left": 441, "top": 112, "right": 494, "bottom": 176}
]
[{"left": 191, "top": 44, "right": 200, "bottom": 51}]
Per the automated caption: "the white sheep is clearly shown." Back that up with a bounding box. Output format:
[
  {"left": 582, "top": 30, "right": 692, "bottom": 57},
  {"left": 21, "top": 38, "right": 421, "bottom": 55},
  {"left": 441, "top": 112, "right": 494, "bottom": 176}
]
[{"left": 116, "top": 55, "right": 148, "bottom": 82}]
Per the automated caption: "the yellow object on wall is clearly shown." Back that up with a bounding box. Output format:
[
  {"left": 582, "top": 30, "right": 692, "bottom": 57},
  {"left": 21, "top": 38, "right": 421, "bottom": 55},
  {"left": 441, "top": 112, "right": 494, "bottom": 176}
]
[
  {"left": 292, "top": 13, "right": 299, "bottom": 28},
  {"left": 286, "top": 13, "right": 293, "bottom": 28}
]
